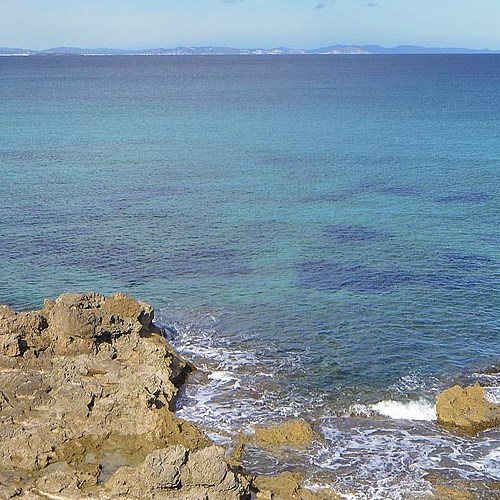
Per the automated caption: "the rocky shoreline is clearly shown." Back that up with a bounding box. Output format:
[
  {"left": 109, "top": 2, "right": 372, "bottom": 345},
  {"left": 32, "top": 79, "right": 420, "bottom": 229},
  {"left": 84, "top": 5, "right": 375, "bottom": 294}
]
[
  {"left": 0, "top": 292, "right": 499, "bottom": 499},
  {"left": 0, "top": 292, "right": 339, "bottom": 499}
]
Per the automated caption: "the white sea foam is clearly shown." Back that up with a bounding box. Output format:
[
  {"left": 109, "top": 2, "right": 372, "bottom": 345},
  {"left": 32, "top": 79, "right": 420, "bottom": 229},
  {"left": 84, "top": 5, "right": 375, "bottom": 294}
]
[
  {"left": 469, "top": 448, "right": 500, "bottom": 480},
  {"left": 470, "top": 370, "right": 500, "bottom": 404},
  {"left": 372, "top": 399, "right": 436, "bottom": 421},
  {"left": 207, "top": 370, "right": 240, "bottom": 382},
  {"left": 472, "top": 372, "right": 500, "bottom": 381},
  {"left": 350, "top": 399, "right": 436, "bottom": 421},
  {"left": 484, "top": 386, "right": 500, "bottom": 404},
  {"left": 390, "top": 372, "right": 441, "bottom": 397},
  {"left": 315, "top": 422, "right": 439, "bottom": 499}
]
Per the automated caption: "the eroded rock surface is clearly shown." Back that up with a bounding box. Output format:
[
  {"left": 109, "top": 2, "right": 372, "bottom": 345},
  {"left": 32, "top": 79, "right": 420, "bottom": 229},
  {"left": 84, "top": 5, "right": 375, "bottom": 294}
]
[
  {"left": 101, "top": 445, "right": 250, "bottom": 500},
  {"left": 436, "top": 384, "right": 500, "bottom": 432},
  {"left": 0, "top": 292, "right": 250, "bottom": 499}
]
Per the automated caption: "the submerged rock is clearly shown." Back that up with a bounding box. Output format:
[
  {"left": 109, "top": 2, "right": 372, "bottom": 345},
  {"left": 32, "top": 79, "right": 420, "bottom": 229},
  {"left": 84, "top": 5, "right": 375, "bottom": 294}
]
[
  {"left": 0, "top": 292, "right": 250, "bottom": 499},
  {"left": 436, "top": 384, "right": 500, "bottom": 432},
  {"left": 253, "top": 471, "right": 340, "bottom": 500},
  {"left": 426, "top": 472, "right": 500, "bottom": 499}
]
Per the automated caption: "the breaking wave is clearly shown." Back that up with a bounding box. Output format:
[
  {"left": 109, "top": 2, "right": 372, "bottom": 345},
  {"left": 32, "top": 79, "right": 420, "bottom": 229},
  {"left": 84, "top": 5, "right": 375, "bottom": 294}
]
[{"left": 350, "top": 399, "right": 436, "bottom": 421}]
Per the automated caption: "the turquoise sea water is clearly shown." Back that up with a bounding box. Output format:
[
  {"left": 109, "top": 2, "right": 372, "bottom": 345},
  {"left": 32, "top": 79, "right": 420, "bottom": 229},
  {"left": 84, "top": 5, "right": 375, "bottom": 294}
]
[{"left": 1, "top": 55, "right": 500, "bottom": 498}]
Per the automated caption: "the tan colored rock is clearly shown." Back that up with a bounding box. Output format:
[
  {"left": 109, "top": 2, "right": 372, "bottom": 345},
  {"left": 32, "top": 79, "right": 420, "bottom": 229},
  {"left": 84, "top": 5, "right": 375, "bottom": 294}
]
[
  {"left": 0, "top": 334, "right": 21, "bottom": 357},
  {"left": 436, "top": 384, "right": 500, "bottom": 432},
  {"left": 0, "top": 305, "right": 15, "bottom": 319},
  {"left": 37, "top": 299, "right": 93, "bottom": 356},
  {"left": 144, "top": 446, "right": 187, "bottom": 488},
  {"left": 0, "top": 472, "right": 23, "bottom": 500},
  {"left": 254, "top": 419, "right": 316, "bottom": 449},
  {"left": 227, "top": 434, "right": 251, "bottom": 467},
  {"left": 253, "top": 472, "right": 340, "bottom": 500},
  {"left": 104, "top": 445, "right": 249, "bottom": 499},
  {"left": 103, "top": 291, "right": 153, "bottom": 327},
  {"left": 0, "top": 309, "right": 47, "bottom": 356},
  {"left": 34, "top": 468, "right": 81, "bottom": 496},
  {"left": 181, "top": 446, "right": 229, "bottom": 487},
  {"left": 0, "top": 292, "right": 249, "bottom": 499},
  {"left": 432, "top": 484, "right": 474, "bottom": 500},
  {"left": 0, "top": 484, "right": 22, "bottom": 499}
]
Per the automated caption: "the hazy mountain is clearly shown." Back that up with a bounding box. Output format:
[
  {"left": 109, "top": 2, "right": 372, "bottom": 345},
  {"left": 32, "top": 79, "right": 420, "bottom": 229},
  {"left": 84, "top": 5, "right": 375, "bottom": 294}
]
[
  {"left": 1, "top": 44, "right": 498, "bottom": 56},
  {"left": 40, "top": 47, "right": 130, "bottom": 55},
  {"left": 308, "top": 44, "right": 500, "bottom": 54},
  {"left": 0, "top": 47, "right": 36, "bottom": 55}
]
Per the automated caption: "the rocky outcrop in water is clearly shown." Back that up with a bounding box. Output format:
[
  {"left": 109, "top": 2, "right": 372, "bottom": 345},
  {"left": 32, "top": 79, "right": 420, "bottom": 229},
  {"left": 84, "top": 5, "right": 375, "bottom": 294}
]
[
  {"left": 436, "top": 383, "right": 500, "bottom": 432},
  {"left": 0, "top": 292, "right": 250, "bottom": 499},
  {"left": 253, "top": 419, "right": 316, "bottom": 449}
]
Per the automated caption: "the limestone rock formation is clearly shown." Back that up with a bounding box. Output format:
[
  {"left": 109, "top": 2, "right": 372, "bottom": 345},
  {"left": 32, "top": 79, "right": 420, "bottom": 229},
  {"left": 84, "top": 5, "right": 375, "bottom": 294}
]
[
  {"left": 436, "top": 384, "right": 500, "bottom": 432},
  {"left": 102, "top": 445, "right": 250, "bottom": 500},
  {"left": 0, "top": 292, "right": 250, "bottom": 499}
]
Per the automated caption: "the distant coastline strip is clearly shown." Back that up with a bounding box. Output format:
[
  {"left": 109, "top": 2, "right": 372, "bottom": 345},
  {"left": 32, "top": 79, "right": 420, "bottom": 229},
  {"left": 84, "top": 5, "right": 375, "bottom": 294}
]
[{"left": 1, "top": 44, "right": 500, "bottom": 56}]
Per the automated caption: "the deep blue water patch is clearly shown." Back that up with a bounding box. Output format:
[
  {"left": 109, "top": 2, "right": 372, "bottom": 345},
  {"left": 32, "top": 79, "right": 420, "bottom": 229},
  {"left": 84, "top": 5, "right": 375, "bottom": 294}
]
[
  {"left": 435, "top": 192, "right": 493, "bottom": 204},
  {"left": 303, "top": 182, "right": 431, "bottom": 205},
  {"left": 419, "top": 271, "right": 482, "bottom": 290},
  {"left": 440, "top": 253, "right": 495, "bottom": 272},
  {"left": 376, "top": 184, "right": 427, "bottom": 198},
  {"left": 297, "top": 257, "right": 497, "bottom": 294},
  {"left": 297, "top": 260, "right": 416, "bottom": 293},
  {"left": 325, "top": 224, "right": 393, "bottom": 243}
]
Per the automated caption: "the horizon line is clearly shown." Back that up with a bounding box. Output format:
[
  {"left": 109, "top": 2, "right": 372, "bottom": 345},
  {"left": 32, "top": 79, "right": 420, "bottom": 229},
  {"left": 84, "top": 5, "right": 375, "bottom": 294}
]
[{"left": 1, "top": 43, "right": 500, "bottom": 54}]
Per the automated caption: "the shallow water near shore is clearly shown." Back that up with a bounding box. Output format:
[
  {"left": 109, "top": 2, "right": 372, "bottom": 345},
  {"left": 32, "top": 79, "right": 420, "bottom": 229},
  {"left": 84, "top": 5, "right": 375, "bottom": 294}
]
[{"left": 1, "top": 54, "right": 500, "bottom": 498}]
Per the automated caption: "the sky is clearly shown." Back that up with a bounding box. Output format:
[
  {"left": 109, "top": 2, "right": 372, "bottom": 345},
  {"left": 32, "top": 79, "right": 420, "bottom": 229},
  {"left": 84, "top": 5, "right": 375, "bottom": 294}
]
[{"left": 1, "top": 0, "right": 500, "bottom": 50}]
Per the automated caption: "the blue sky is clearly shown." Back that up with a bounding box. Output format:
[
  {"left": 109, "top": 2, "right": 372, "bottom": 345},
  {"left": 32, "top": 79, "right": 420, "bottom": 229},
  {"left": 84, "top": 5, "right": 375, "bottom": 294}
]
[{"left": 1, "top": 0, "right": 500, "bottom": 50}]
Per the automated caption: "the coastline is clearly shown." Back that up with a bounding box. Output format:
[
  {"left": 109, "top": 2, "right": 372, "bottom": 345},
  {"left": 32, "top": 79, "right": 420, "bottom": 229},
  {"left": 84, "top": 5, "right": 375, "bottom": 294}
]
[{"left": 0, "top": 292, "right": 499, "bottom": 499}]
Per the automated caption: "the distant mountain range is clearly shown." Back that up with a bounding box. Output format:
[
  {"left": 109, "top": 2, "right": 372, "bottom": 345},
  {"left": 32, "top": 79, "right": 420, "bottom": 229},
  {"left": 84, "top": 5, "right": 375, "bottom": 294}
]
[{"left": 1, "top": 44, "right": 499, "bottom": 56}]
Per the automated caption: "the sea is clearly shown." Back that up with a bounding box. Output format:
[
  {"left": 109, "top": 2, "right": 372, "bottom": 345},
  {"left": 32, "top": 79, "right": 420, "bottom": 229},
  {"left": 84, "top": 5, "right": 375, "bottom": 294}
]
[{"left": 1, "top": 55, "right": 499, "bottom": 498}]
